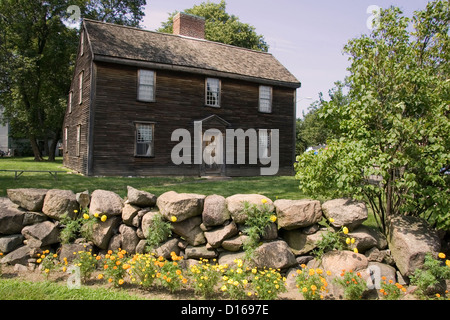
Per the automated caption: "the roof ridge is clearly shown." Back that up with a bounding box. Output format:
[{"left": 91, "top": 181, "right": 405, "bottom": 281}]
[{"left": 82, "top": 18, "right": 273, "bottom": 56}]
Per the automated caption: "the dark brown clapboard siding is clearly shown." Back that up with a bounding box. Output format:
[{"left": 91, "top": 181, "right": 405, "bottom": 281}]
[{"left": 85, "top": 61, "right": 296, "bottom": 176}]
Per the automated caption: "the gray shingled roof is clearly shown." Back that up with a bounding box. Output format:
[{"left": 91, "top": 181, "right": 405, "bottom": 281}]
[{"left": 83, "top": 19, "right": 301, "bottom": 88}]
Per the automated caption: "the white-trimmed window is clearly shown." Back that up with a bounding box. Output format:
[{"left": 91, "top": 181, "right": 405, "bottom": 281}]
[
  {"left": 64, "top": 126, "right": 69, "bottom": 153},
  {"left": 68, "top": 91, "right": 73, "bottom": 113},
  {"left": 76, "top": 124, "right": 81, "bottom": 157},
  {"left": 258, "top": 129, "right": 271, "bottom": 159},
  {"left": 206, "top": 78, "right": 221, "bottom": 107},
  {"left": 138, "top": 70, "right": 155, "bottom": 102},
  {"left": 78, "top": 71, "right": 83, "bottom": 105},
  {"left": 259, "top": 85, "right": 272, "bottom": 113},
  {"left": 135, "top": 123, "right": 155, "bottom": 157}
]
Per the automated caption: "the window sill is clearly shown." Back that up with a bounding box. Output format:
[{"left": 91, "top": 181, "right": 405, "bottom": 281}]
[{"left": 205, "top": 104, "right": 221, "bottom": 108}]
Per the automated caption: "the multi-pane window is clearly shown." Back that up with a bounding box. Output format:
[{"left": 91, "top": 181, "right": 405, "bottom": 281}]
[
  {"left": 259, "top": 85, "right": 272, "bottom": 113},
  {"left": 135, "top": 123, "right": 155, "bottom": 157},
  {"left": 76, "top": 125, "right": 81, "bottom": 157},
  {"left": 78, "top": 71, "right": 83, "bottom": 105},
  {"left": 138, "top": 70, "right": 155, "bottom": 102},
  {"left": 258, "top": 129, "right": 271, "bottom": 159},
  {"left": 206, "top": 78, "right": 220, "bottom": 107}
]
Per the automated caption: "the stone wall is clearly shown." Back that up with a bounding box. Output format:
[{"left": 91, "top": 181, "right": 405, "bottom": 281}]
[{"left": 0, "top": 187, "right": 445, "bottom": 286}]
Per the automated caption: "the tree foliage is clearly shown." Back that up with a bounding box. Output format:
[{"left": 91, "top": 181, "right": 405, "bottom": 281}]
[
  {"left": 0, "top": 0, "right": 146, "bottom": 161},
  {"left": 295, "top": 1, "right": 450, "bottom": 232},
  {"left": 157, "top": 0, "right": 269, "bottom": 52}
]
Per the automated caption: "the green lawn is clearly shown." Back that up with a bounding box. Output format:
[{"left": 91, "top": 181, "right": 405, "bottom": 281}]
[
  {"left": 0, "top": 157, "right": 306, "bottom": 200},
  {"left": 0, "top": 278, "right": 146, "bottom": 300}
]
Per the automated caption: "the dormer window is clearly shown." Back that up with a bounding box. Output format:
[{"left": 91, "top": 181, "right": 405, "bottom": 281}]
[{"left": 205, "top": 78, "right": 221, "bottom": 107}]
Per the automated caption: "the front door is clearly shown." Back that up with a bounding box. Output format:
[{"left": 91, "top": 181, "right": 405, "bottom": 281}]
[{"left": 201, "top": 130, "right": 224, "bottom": 176}]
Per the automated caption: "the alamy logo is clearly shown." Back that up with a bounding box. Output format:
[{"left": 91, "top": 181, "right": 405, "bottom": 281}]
[{"left": 171, "top": 121, "right": 280, "bottom": 176}]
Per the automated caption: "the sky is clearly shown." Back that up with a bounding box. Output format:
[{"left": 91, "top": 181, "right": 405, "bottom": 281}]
[{"left": 140, "top": 0, "right": 433, "bottom": 118}]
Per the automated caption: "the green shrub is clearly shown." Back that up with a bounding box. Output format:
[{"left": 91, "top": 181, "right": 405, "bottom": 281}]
[
  {"left": 145, "top": 213, "right": 173, "bottom": 252},
  {"left": 410, "top": 252, "right": 450, "bottom": 298}
]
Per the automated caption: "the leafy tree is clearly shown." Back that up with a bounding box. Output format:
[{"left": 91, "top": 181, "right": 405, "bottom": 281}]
[
  {"left": 0, "top": 0, "right": 146, "bottom": 161},
  {"left": 158, "top": 0, "right": 268, "bottom": 52},
  {"left": 294, "top": 1, "right": 450, "bottom": 232}
]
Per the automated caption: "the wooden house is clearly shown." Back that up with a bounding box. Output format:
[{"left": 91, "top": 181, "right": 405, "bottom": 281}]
[{"left": 63, "top": 13, "right": 301, "bottom": 176}]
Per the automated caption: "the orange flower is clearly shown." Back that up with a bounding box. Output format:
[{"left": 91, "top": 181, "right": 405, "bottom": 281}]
[
  {"left": 116, "top": 260, "right": 121, "bottom": 266},
  {"left": 182, "top": 278, "right": 188, "bottom": 284},
  {"left": 176, "top": 269, "right": 182, "bottom": 275},
  {"left": 104, "top": 265, "right": 108, "bottom": 270},
  {"left": 118, "top": 279, "right": 124, "bottom": 285}
]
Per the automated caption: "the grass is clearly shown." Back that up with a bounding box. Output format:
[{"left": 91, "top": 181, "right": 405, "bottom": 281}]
[
  {"left": 0, "top": 278, "right": 145, "bottom": 300},
  {"left": 0, "top": 157, "right": 306, "bottom": 200}
]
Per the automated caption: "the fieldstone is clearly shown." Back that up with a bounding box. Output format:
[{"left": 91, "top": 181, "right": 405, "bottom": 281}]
[
  {"left": 23, "top": 211, "right": 47, "bottom": 226},
  {"left": 127, "top": 186, "right": 157, "bottom": 207},
  {"left": 140, "top": 209, "right": 162, "bottom": 239},
  {"left": 1, "top": 245, "right": 31, "bottom": 266},
  {"left": 119, "top": 224, "right": 139, "bottom": 254},
  {"left": 348, "top": 225, "right": 381, "bottom": 253},
  {"left": 364, "top": 247, "right": 388, "bottom": 263},
  {"left": 42, "top": 189, "right": 78, "bottom": 221},
  {"left": 108, "top": 234, "right": 122, "bottom": 252},
  {"left": 387, "top": 215, "right": 441, "bottom": 276},
  {"left": 89, "top": 190, "right": 124, "bottom": 217},
  {"left": 321, "top": 250, "right": 369, "bottom": 276},
  {"left": 202, "top": 195, "right": 230, "bottom": 227},
  {"left": 59, "top": 242, "right": 94, "bottom": 264},
  {"left": 153, "top": 238, "right": 181, "bottom": 259},
  {"left": 222, "top": 235, "right": 249, "bottom": 252},
  {"left": 122, "top": 203, "right": 140, "bottom": 227},
  {"left": 0, "top": 198, "right": 25, "bottom": 235},
  {"left": 136, "top": 239, "right": 147, "bottom": 254},
  {"left": 296, "top": 255, "right": 314, "bottom": 266},
  {"left": 0, "top": 234, "right": 24, "bottom": 253},
  {"left": 226, "top": 194, "right": 274, "bottom": 224},
  {"left": 76, "top": 191, "right": 90, "bottom": 209},
  {"left": 322, "top": 198, "right": 368, "bottom": 230},
  {"left": 218, "top": 251, "right": 246, "bottom": 267},
  {"left": 261, "top": 223, "right": 278, "bottom": 240},
  {"left": 21, "top": 221, "right": 60, "bottom": 248},
  {"left": 157, "top": 191, "right": 205, "bottom": 222},
  {"left": 91, "top": 216, "right": 121, "bottom": 250},
  {"left": 172, "top": 216, "right": 206, "bottom": 246},
  {"left": 252, "top": 240, "right": 297, "bottom": 270},
  {"left": 274, "top": 199, "right": 322, "bottom": 230},
  {"left": 7, "top": 188, "right": 48, "bottom": 212},
  {"left": 368, "top": 262, "right": 397, "bottom": 285},
  {"left": 204, "top": 221, "right": 238, "bottom": 248},
  {"left": 185, "top": 245, "right": 217, "bottom": 259},
  {"left": 282, "top": 229, "right": 328, "bottom": 255}
]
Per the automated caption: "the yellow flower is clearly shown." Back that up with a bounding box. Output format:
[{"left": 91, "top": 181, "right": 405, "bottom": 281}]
[
  {"left": 94, "top": 212, "right": 99, "bottom": 218},
  {"left": 36, "top": 259, "right": 42, "bottom": 263},
  {"left": 62, "top": 266, "right": 67, "bottom": 272},
  {"left": 353, "top": 248, "right": 359, "bottom": 254},
  {"left": 269, "top": 215, "right": 277, "bottom": 223},
  {"left": 309, "top": 269, "right": 315, "bottom": 276},
  {"left": 438, "top": 252, "right": 446, "bottom": 259},
  {"left": 247, "top": 292, "right": 252, "bottom": 297},
  {"left": 311, "top": 285, "right": 317, "bottom": 291},
  {"left": 342, "top": 227, "right": 349, "bottom": 234},
  {"left": 220, "top": 285, "right": 227, "bottom": 292},
  {"left": 351, "top": 238, "right": 356, "bottom": 244},
  {"left": 261, "top": 199, "right": 268, "bottom": 204},
  {"left": 101, "top": 215, "right": 107, "bottom": 222},
  {"left": 83, "top": 213, "right": 89, "bottom": 220},
  {"left": 44, "top": 269, "right": 50, "bottom": 273},
  {"left": 98, "top": 274, "right": 104, "bottom": 280},
  {"left": 74, "top": 210, "right": 78, "bottom": 213},
  {"left": 118, "top": 279, "right": 124, "bottom": 285},
  {"left": 446, "top": 260, "right": 450, "bottom": 267},
  {"left": 171, "top": 216, "right": 177, "bottom": 222},
  {"left": 302, "top": 287, "right": 308, "bottom": 293},
  {"left": 346, "top": 238, "right": 351, "bottom": 245},
  {"left": 329, "top": 218, "right": 335, "bottom": 223}
]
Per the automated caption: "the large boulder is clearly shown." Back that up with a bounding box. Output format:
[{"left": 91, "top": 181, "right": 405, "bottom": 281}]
[
  {"left": 204, "top": 221, "right": 238, "bottom": 248},
  {"left": 157, "top": 191, "right": 205, "bottom": 222},
  {"left": 42, "top": 189, "right": 78, "bottom": 220},
  {"left": 171, "top": 216, "right": 206, "bottom": 246},
  {"left": 321, "top": 250, "right": 369, "bottom": 276},
  {"left": 21, "top": 221, "right": 60, "bottom": 248},
  {"left": 322, "top": 198, "right": 368, "bottom": 230},
  {"left": 91, "top": 216, "right": 121, "bottom": 250},
  {"left": 0, "top": 198, "right": 25, "bottom": 235},
  {"left": 348, "top": 225, "right": 388, "bottom": 253},
  {"left": 89, "top": 190, "right": 124, "bottom": 217},
  {"left": 127, "top": 186, "right": 157, "bottom": 207},
  {"left": 226, "top": 194, "right": 274, "bottom": 224},
  {"left": 0, "top": 234, "right": 24, "bottom": 253},
  {"left": 7, "top": 188, "right": 48, "bottom": 211},
  {"left": 252, "top": 240, "right": 297, "bottom": 270},
  {"left": 387, "top": 215, "right": 441, "bottom": 277},
  {"left": 274, "top": 199, "right": 322, "bottom": 230},
  {"left": 202, "top": 195, "right": 230, "bottom": 227},
  {"left": 119, "top": 224, "right": 139, "bottom": 254}
]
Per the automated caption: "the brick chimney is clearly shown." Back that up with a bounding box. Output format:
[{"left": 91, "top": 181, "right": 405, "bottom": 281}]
[{"left": 173, "top": 12, "right": 205, "bottom": 39}]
